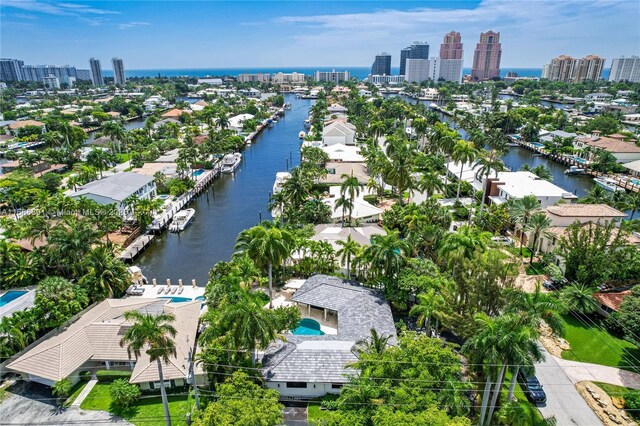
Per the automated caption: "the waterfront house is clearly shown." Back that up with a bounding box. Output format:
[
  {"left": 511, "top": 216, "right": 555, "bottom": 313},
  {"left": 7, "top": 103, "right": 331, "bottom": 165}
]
[
  {"left": 228, "top": 113, "right": 254, "bottom": 133},
  {"left": 573, "top": 131, "right": 640, "bottom": 164},
  {"left": 68, "top": 172, "right": 156, "bottom": 217},
  {"left": 189, "top": 100, "right": 209, "bottom": 112},
  {"left": 622, "top": 159, "right": 640, "bottom": 177},
  {"left": 324, "top": 186, "right": 382, "bottom": 223},
  {"left": 321, "top": 162, "right": 369, "bottom": 185},
  {"left": 7, "top": 119, "right": 46, "bottom": 133},
  {"left": 161, "top": 108, "right": 191, "bottom": 119},
  {"left": 585, "top": 93, "right": 614, "bottom": 102},
  {"left": 539, "top": 130, "right": 577, "bottom": 144},
  {"left": 261, "top": 275, "right": 396, "bottom": 398},
  {"left": 7, "top": 298, "right": 205, "bottom": 390},
  {"left": 327, "top": 103, "right": 348, "bottom": 114},
  {"left": 322, "top": 121, "right": 356, "bottom": 146},
  {"left": 321, "top": 143, "right": 365, "bottom": 163}
]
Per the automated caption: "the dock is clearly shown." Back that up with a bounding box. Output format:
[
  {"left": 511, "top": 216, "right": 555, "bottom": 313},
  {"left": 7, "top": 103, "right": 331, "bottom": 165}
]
[
  {"left": 119, "top": 234, "right": 154, "bottom": 262},
  {"left": 508, "top": 136, "right": 640, "bottom": 193}
]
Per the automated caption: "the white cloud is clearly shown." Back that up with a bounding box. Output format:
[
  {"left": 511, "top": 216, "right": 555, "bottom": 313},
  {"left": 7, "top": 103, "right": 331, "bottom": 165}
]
[
  {"left": 118, "top": 21, "right": 151, "bottom": 30},
  {"left": 2, "top": 0, "right": 118, "bottom": 16}
]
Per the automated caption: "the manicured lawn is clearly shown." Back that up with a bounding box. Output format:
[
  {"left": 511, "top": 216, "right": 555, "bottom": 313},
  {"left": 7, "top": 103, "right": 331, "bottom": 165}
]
[
  {"left": 506, "top": 246, "right": 533, "bottom": 259},
  {"left": 80, "top": 383, "right": 192, "bottom": 425},
  {"left": 307, "top": 403, "right": 326, "bottom": 422},
  {"left": 114, "top": 153, "right": 131, "bottom": 164},
  {"left": 499, "top": 371, "right": 546, "bottom": 423},
  {"left": 561, "top": 314, "right": 640, "bottom": 373}
]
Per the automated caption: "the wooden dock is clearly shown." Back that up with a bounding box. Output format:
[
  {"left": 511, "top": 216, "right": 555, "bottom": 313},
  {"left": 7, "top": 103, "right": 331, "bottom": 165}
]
[
  {"left": 119, "top": 234, "right": 154, "bottom": 262},
  {"left": 509, "top": 137, "right": 640, "bottom": 193}
]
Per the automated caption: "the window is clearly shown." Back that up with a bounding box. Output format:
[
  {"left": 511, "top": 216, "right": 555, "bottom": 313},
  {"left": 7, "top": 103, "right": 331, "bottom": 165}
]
[
  {"left": 285, "top": 382, "right": 307, "bottom": 388},
  {"left": 331, "top": 384, "right": 343, "bottom": 389}
]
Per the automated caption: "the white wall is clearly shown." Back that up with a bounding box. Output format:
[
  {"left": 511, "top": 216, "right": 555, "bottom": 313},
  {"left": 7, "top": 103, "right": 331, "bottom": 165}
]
[{"left": 266, "top": 381, "right": 342, "bottom": 398}]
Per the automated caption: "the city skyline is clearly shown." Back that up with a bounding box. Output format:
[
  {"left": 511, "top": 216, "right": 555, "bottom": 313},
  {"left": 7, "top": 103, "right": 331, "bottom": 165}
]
[{"left": 1, "top": 1, "right": 638, "bottom": 69}]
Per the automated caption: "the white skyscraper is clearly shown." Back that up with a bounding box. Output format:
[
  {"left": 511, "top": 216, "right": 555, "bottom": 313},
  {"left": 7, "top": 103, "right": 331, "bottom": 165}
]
[
  {"left": 89, "top": 58, "right": 104, "bottom": 86},
  {"left": 111, "top": 58, "right": 126, "bottom": 85},
  {"left": 405, "top": 58, "right": 440, "bottom": 83},
  {"left": 609, "top": 56, "right": 640, "bottom": 83}
]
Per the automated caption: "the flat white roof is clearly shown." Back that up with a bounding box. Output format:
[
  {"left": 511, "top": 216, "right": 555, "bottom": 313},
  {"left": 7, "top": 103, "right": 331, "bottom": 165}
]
[{"left": 495, "top": 171, "right": 574, "bottom": 199}]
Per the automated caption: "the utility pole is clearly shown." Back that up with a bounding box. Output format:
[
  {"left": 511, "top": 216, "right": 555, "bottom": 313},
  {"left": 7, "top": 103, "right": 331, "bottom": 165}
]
[{"left": 187, "top": 347, "right": 200, "bottom": 410}]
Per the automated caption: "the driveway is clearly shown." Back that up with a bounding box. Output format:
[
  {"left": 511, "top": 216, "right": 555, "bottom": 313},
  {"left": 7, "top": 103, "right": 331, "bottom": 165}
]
[
  {"left": 535, "top": 347, "right": 602, "bottom": 426},
  {"left": 0, "top": 381, "right": 131, "bottom": 425}
]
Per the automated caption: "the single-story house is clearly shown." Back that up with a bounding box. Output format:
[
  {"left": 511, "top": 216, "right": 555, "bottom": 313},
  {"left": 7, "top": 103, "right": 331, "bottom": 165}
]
[
  {"left": 131, "top": 162, "right": 179, "bottom": 178},
  {"left": 539, "top": 130, "right": 577, "bottom": 144},
  {"left": 8, "top": 298, "right": 205, "bottom": 390},
  {"left": 261, "top": 275, "right": 396, "bottom": 397},
  {"left": 592, "top": 290, "right": 632, "bottom": 316},
  {"left": 622, "top": 159, "right": 640, "bottom": 177},
  {"left": 8, "top": 119, "right": 46, "bottom": 132},
  {"left": 68, "top": 172, "right": 156, "bottom": 216},
  {"left": 161, "top": 108, "right": 191, "bottom": 119},
  {"left": 327, "top": 103, "right": 348, "bottom": 114},
  {"left": 321, "top": 162, "right": 369, "bottom": 185},
  {"left": 573, "top": 131, "right": 640, "bottom": 164},
  {"left": 323, "top": 186, "right": 382, "bottom": 223},
  {"left": 321, "top": 144, "right": 364, "bottom": 163},
  {"left": 189, "top": 100, "right": 209, "bottom": 112},
  {"left": 228, "top": 114, "right": 254, "bottom": 132},
  {"left": 322, "top": 121, "right": 356, "bottom": 146}
]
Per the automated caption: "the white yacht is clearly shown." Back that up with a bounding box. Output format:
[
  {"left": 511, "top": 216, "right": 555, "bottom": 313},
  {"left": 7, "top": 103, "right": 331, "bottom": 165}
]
[
  {"left": 221, "top": 152, "right": 242, "bottom": 173},
  {"left": 169, "top": 208, "right": 195, "bottom": 232},
  {"left": 298, "top": 131, "right": 306, "bottom": 139},
  {"left": 272, "top": 171, "right": 292, "bottom": 194},
  {"left": 564, "top": 165, "right": 586, "bottom": 175},
  {"left": 594, "top": 177, "right": 624, "bottom": 192}
]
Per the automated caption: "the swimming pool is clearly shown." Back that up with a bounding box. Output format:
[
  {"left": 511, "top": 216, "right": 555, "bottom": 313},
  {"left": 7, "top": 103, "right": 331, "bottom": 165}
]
[
  {"left": 291, "top": 318, "right": 325, "bottom": 336},
  {"left": 0, "top": 290, "right": 28, "bottom": 307},
  {"left": 531, "top": 142, "right": 544, "bottom": 148},
  {"left": 631, "top": 178, "right": 640, "bottom": 186},
  {"left": 192, "top": 169, "right": 205, "bottom": 177},
  {"left": 572, "top": 156, "right": 588, "bottom": 164},
  {"left": 160, "top": 296, "right": 193, "bottom": 303}
]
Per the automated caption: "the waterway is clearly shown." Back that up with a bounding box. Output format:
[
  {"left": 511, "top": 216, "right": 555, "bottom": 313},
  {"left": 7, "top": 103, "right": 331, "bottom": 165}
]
[{"left": 135, "top": 94, "right": 309, "bottom": 284}]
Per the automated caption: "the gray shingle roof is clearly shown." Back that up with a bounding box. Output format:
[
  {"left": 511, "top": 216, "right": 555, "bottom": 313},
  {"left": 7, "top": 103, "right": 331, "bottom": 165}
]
[{"left": 262, "top": 275, "right": 396, "bottom": 384}]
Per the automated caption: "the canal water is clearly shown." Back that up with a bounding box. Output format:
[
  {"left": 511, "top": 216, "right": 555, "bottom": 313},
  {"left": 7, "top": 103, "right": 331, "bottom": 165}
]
[{"left": 135, "top": 94, "right": 310, "bottom": 284}]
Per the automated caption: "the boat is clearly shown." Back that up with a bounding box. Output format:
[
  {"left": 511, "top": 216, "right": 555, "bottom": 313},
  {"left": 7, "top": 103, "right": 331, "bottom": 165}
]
[
  {"left": 303, "top": 119, "right": 311, "bottom": 128},
  {"left": 272, "top": 171, "right": 292, "bottom": 194},
  {"left": 594, "top": 177, "right": 624, "bottom": 192},
  {"left": 169, "top": 208, "right": 195, "bottom": 232},
  {"left": 221, "top": 152, "right": 242, "bottom": 173},
  {"left": 298, "top": 131, "right": 306, "bottom": 139},
  {"left": 506, "top": 142, "right": 519, "bottom": 147},
  {"left": 284, "top": 103, "right": 291, "bottom": 110},
  {"left": 564, "top": 165, "right": 586, "bottom": 175}
]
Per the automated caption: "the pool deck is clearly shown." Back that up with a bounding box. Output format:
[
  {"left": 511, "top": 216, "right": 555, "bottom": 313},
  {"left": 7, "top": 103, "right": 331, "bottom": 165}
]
[
  {"left": 269, "top": 289, "right": 338, "bottom": 334},
  {"left": 0, "top": 287, "right": 36, "bottom": 320}
]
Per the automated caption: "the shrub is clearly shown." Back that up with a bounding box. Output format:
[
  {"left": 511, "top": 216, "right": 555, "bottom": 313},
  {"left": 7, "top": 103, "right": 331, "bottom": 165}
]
[
  {"left": 52, "top": 378, "right": 72, "bottom": 399},
  {"left": 363, "top": 194, "right": 378, "bottom": 206},
  {"left": 110, "top": 379, "right": 141, "bottom": 408},
  {"left": 626, "top": 390, "right": 640, "bottom": 411},
  {"left": 96, "top": 370, "right": 132, "bottom": 383}
]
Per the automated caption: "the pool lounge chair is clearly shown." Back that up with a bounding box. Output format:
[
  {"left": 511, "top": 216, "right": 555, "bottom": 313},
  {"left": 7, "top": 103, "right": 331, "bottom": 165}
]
[
  {"left": 164, "top": 286, "right": 171, "bottom": 294},
  {"left": 157, "top": 286, "right": 163, "bottom": 294},
  {"left": 177, "top": 287, "right": 184, "bottom": 295},
  {"left": 171, "top": 286, "right": 178, "bottom": 294}
]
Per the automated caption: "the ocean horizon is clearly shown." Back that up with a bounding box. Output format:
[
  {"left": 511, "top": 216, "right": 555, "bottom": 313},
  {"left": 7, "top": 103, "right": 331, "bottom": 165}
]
[{"left": 103, "top": 66, "right": 610, "bottom": 81}]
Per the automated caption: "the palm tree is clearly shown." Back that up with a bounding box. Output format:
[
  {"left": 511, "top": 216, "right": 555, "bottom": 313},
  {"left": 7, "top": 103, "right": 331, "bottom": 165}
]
[
  {"left": 234, "top": 224, "right": 294, "bottom": 308},
  {"left": 417, "top": 171, "right": 445, "bottom": 198},
  {"left": 525, "top": 212, "right": 552, "bottom": 264},
  {"left": 120, "top": 311, "right": 177, "bottom": 426},
  {"left": 409, "top": 289, "right": 445, "bottom": 335},
  {"left": 355, "top": 328, "right": 391, "bottom": 355},
  {"left": 582, "top": 184, "right": 612, "bottom": 205},
  {"left": 340, "top": 172, "right": 361, "bottom": 226},
  {"left": 215, "top": 113, "right": 229, "bottom": 130},
  {"left": 334, "top": 195, "right": 353, "bottom": 227},
  {"left": 101, "top": 120, "right": 126, "bottom": 155},
  {"left": 509, "top": 195, "right": 541, "bottom": 256},
  {"left": 363, "top": 231, "right": 410, "bottom": 281},
  {"left": 621, "top": 191, "right": 640, "bottom": 219},
  {"left": 281, "top": 167, "right": 312, "bottom": 210},
  {"left": 80, "top": 244, "right": 130, "bottom": 300},
  {"left": 475, "top": 150, "right": 506, "bottom": 221},
  {"left": 561, "top": 284, "right": 597, "bottom": 315},
  {"left": 336, "top": 235, "right": 360, "bottom": 278},
  {"left": 451, "top": 140, "right": 478, "bottom": 201}
]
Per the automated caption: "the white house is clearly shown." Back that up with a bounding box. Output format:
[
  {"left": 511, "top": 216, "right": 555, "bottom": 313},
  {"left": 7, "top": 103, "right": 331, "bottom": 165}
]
[
  {"left": 261, "top": 275, "right": 396, "bottom": 398},
  {"left": 8, "top": 298, "right": 205, "bottom": 390},
  {"left": 228, "top": 113, "right": 254, "bottom": 132},
  {"left": 573, "top": 131, "right": 640, "bottom": 164},
  {"left": 324, "top": 186, "right": 382, "bottom": 223},
  {"left": 322, "top": 121, "right": 356, "bottom": 146},
  {"left": 68, "top": 172, "right": 156, "bottom": 216},
  {"left": 321, "top": 143, "right": 364, "bottom": 163},
  {"left": 327, "top": 103, "right": 348, "bottom": 114}
]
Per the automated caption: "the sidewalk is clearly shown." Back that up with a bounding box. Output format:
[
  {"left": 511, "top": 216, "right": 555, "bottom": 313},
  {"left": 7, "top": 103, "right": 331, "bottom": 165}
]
[{"left": 71, "top": 378, "right": 98, "bottom": 407}]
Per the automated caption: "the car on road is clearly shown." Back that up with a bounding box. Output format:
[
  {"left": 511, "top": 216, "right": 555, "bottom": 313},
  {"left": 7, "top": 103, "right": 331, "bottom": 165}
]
[
  {"left": 491, "top": 236, "right": 514, "bottom": 246},
  {"left": 518, "top": 370, "right": 547, "bottom": 404}
]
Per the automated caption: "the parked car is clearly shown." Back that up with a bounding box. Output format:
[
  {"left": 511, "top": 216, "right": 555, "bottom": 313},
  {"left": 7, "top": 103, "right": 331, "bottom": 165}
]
[
  {"left": 543, "top": 277, "right": 567, "bottom": 291},
  {"left": 491, "top": 236, "right": 514, "bottom": 246},
  {"left": 517, "top": 370, "right": 547, "bottom": 404}
]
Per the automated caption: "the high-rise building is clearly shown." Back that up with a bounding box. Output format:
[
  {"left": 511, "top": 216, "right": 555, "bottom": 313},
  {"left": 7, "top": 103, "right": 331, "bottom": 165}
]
[
  {"left": 573, "top": 55, "right": 605, "bottom": 82},
  {"left": 371, "top": 52, "right": 392, "bottom": 76},
  {"left": 89, "top": 58, "right": 104, "bottom": 86},
  {"left": 399, "top": 42, "right": 429, "bottom": 76},
  {"left": 42, "top": 75, "right": 60, "bottom": 89},
  {"left": 609, "top": 56, "right": 640, "bottom": 83},
  {"left": 438, "top": 31, "right": 464, "bottom": 83},
  {"left": 111, "top": 58, "right": 126, "bottom": 85},
  {"left": 237, "top": 73, "right": 271, "bottom": 83},
  {"left": 76, "top": 69, "right": 92, "bottom": 81},
  {"left": 314, "top": 70, "right": 350, "bottom": 84},
  {"left": 542, "top": 55, "right": 576, "bottom": 82},
  {"left": 471, "top": 31, "right": 502, "bottom": 81},
  {"left": 405, "top": 58, "right": 440, "bottom": 83},
  {"left": 272, "top": 72, "right": 305, "bottom": 84},
  {"left": 0, "top": 58, "right": 25, "bottom": 82},
  {"left": 21, "top": 65, "right": 76, "bottom": 84}
]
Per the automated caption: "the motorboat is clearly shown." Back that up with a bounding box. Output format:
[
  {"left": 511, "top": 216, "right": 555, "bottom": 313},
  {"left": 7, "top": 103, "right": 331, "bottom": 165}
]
[
  {"left": 272, "top": 171, "right": 291, "bottom": 194},
  {"left": 284, "top": 103, "right": 291, "bottom": 110},
  {"left": 594, "top": 177, "right": 624, "bottom": 192},
  {"left": 564, "top": 165, "right": 586, "bottom": 175},
  {"left": 169, "top": 208, "right": 195, "bottom": 232},
  {"left": 298, "top": 131, "right": 306, "bottom": 139},
  {"left": 221, "top": 152, "right": 242, "bottom": 173},
  {"left": 303, "top": 119, "right": 311, "bottom": 128}
]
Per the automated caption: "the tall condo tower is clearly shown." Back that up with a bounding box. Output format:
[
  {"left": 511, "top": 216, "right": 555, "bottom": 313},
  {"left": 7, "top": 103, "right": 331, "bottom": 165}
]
[
  {"left": 399, "top": 42, "right": 429, "bottom": 76},
  {"left": 439, "top": 31, "right": 464, "bottom": 83},
  {"left": 471, "top": 31, "right": 502, "bottom": 81},
  {"left": 89, "top": 58, "right": 104, "bottom": 86},
  {"left": 609, "top": 56, "right": 640, "bottom": 83},
  {"left": 111, "top": 58, "right": 126, "bottom": 85},
  {"left": 371, "top": 52, "right": 392, "bottom": 76}
]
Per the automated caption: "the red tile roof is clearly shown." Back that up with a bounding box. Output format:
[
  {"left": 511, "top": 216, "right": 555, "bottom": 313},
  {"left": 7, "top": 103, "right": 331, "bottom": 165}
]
[{"left": 592, "top": 290, "right": 632, "bottom": 312}]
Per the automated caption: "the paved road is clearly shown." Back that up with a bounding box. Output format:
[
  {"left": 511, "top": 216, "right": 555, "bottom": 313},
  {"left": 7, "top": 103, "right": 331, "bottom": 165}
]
[
  {"left": 0, "top": 381, "right": 131, "bottom": 425},
  {"left": 535, "top": 347, "right": 602, "bottom": 426},
  {"left": 556, "top": 357, "right": 640, "bottom": 390}
]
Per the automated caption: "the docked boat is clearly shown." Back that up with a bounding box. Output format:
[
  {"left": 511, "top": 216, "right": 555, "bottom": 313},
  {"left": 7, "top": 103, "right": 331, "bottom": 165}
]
[
  {"left": 303, "top": 119, "right": 311, "bottom": 128},
  {"left": 564, "top": 165, "right": 586, "bottom": 175},
  {"left": 273, "top": 171, "right": 291, "bottom": 194},
  {"left": 506, "top": 142, "right": 519, "bottom": 147},
  {"left": 284, "top": 103, "right": 291, "bottom": 110},
  {"left": 298, "top": 131, "right": 306, "bottom": 139},
  {"left": 169, "top": 208, "right": 195, "bottom": 232},
  {"left": 594, "top": 177, "right": 624, "bottom": 192},
  {"left": 221, "top": 152, "right": 242, "bottom": 173}
]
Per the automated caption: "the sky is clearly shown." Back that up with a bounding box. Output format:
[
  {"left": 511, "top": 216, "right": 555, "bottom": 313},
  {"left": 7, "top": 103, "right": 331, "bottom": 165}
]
[{"left": 1, "top": 0, "right": 639, "bottom": 70}]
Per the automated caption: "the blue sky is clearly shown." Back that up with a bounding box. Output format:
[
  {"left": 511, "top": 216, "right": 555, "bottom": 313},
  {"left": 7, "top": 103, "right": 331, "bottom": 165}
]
[{"left": 1, "top": 0, "right": 638, "bottom": 70}]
